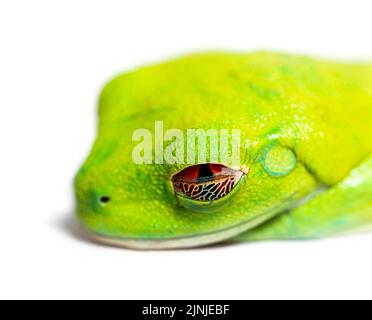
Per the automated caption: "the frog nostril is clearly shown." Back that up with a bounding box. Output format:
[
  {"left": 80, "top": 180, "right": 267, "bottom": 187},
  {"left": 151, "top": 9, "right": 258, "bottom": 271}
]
[{"left": 99, "top": 196, "right": 111, "bottom": 205}]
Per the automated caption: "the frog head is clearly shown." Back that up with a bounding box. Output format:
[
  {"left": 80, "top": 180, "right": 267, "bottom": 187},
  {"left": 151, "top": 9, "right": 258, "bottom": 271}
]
[{"left": 74, "top": 53, "right": 322, "bottom": 249}]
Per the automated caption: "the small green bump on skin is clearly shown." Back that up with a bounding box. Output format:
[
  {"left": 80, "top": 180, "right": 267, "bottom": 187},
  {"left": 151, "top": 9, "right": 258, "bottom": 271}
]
[{"left": 261, "top": 143, "right": 297, "bottom": 177}]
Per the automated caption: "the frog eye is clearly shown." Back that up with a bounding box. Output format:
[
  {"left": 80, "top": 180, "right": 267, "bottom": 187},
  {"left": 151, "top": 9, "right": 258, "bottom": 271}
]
[
  {"left": 171, "top": 164, "right": 244, "bottom": 212},
  {"left": 260, "top": 143, "right": 296, "bottom": 177}
]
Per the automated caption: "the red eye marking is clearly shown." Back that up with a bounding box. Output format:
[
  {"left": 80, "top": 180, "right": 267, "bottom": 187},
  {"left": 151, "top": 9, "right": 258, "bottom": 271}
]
[
  {"left": 208, "top": 163, "right": 223, "bottom": 175},
  {"left": 173, "top": 164, "right": 200, "bottom": 180},
  {"left": 171, "top": 164, "right": 244, "bottom": 201}
]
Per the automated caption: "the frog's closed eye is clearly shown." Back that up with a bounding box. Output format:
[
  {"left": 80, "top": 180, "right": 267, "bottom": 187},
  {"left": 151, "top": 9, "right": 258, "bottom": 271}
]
[
  {"left": 171, "top": 164, "right": 245, "bottom": 212},
  {"left": 260, "top": 142, "right": 297, "bottom": 177}
]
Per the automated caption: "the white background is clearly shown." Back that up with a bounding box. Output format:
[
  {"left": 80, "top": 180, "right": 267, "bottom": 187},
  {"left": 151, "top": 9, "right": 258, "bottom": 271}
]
[{"left": 0, "top": 0, "right": 371, "bottom": 300}]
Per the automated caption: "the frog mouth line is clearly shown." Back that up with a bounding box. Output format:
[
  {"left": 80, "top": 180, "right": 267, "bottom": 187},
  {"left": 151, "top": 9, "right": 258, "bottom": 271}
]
[
  {"left": 78, "top": 208, "right": 278, "bottom": 250},
  {"left": 77, "top": 187, "right": 326, "bottom": 250}
]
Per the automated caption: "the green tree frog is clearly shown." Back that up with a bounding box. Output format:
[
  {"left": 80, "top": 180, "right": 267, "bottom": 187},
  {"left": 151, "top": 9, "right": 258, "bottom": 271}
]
[{"left": 75, "top": 52, "right": 372, "bottom": 249}]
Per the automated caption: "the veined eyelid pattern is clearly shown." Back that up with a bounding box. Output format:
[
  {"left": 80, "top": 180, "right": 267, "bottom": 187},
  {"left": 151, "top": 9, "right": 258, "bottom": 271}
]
[{"left": 171, "top": 164, "right": 244, "bottom": 202}]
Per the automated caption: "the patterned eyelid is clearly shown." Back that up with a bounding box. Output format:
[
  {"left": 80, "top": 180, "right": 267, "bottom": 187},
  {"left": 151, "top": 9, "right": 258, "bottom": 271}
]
[{"left": 171, "top": 164, "right": 244, "bottom": 201}]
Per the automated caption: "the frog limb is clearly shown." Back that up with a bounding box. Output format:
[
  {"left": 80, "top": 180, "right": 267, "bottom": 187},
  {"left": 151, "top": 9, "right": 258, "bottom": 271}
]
[{"left": 234, "top": 155, "right": 372, "bottom": 241}]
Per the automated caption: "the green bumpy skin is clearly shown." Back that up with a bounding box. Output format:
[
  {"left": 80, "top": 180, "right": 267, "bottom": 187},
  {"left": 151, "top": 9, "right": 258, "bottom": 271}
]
[{"left": 75, "top": 52, "right": 372, "bottom": 249}]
